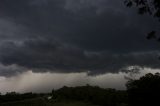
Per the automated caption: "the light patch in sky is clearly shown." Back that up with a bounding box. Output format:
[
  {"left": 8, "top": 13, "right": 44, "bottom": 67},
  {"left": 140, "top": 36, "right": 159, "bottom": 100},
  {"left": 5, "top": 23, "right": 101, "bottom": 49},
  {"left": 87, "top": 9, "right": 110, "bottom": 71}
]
[{"left": 0, "top": 68, "right": 160, "bottom": 94}]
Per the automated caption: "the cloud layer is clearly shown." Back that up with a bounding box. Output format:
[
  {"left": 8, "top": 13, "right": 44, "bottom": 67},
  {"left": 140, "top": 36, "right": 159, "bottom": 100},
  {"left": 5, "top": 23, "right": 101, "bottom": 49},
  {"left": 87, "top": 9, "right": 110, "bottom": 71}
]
[{"left": 0, "top": 0, "right": 160, "bottom": 77}]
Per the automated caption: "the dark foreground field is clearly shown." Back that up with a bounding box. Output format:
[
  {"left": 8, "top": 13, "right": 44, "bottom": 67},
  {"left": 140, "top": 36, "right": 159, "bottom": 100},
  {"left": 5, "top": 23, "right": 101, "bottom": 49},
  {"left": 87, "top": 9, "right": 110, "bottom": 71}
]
[{"left": 0, "top": 97, "right": 100, "bottom": 106}]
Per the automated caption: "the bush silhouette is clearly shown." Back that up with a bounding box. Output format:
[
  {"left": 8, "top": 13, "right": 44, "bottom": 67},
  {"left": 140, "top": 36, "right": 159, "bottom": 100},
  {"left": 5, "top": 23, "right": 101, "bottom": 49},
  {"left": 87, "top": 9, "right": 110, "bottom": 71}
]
[{"left": 126, "top": 73, "right": 160, "bottom": 106}]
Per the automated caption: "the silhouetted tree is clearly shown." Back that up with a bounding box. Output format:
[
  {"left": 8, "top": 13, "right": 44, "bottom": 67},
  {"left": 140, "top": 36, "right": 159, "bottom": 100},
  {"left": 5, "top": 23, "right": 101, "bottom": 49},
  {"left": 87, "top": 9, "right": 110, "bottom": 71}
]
[
  {"left": 124, "top": 0, "right": 160, "bottom": 19},
  {"left": 124, "top": 0, "right": 160, "bottom": 40},
  {"left": 126, "top": 73, "right": 160, "bottom": 106}
]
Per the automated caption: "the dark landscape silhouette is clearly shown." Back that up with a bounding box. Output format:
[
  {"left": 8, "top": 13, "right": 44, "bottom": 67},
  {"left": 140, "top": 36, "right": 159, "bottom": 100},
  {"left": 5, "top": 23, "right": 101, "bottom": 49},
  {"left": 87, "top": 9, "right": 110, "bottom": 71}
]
[{"left": 0, "top": 73, "right": 160, "bottom": 106}]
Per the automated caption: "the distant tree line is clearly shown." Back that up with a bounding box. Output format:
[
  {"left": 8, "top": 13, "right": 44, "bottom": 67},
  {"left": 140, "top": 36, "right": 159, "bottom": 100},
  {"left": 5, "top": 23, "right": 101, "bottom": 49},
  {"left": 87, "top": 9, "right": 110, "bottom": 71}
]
[
  {"left": 0, "top": 92, "right": 44, "bottom": 103},
  {"left": 52, "top": 85, "right": 128, "bottom": 106},
  {"left": 126, "top": 73, "right": 160, "bottom": 106}
]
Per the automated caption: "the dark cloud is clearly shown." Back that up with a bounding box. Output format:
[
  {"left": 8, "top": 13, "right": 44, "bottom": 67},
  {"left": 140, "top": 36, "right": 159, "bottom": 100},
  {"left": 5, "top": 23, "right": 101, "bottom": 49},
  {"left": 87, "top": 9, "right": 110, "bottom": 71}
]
[
  {"left": 0, "top": 63, "right": 26, "bottom": 77},
  {"left": 0, "top": 0, "right": 159, "bottom": 76},
  {"left": 0, "top": 38, "right": 160, "bottom": 76}
]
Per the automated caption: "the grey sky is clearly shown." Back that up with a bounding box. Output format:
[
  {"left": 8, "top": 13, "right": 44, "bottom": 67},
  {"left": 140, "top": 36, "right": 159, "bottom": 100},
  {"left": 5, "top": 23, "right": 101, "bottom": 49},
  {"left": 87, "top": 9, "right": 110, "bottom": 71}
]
[{"left": 0, "top": 0, "right": 160, "bottom": 92}]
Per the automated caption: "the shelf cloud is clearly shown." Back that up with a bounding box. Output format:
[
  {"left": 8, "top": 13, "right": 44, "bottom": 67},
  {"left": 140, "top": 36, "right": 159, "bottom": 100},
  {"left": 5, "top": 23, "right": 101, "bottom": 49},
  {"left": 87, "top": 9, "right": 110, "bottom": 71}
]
[{"left": 0, "top": 0, "right": 160, "bottom": 77}]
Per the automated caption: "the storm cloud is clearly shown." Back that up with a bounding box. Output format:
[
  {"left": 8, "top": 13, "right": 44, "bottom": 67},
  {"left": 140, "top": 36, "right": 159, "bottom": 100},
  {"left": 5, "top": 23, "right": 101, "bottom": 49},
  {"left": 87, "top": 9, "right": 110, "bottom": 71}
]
[{"left": 0, "top": 0, "right": 160, "bottom": 77}]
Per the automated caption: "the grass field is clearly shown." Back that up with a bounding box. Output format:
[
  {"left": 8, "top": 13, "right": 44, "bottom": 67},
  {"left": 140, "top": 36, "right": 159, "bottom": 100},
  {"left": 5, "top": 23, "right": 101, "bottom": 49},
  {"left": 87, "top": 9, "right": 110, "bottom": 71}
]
[{"left": 0, "top": 97, "right": 99, "bottom": 106}]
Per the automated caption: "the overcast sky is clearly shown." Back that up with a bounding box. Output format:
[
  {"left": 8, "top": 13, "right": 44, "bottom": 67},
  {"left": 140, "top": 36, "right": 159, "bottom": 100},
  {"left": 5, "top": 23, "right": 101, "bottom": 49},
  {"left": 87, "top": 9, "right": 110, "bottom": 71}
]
[{"left": 0, "top": 0, "right": 160, "bottom": 93}]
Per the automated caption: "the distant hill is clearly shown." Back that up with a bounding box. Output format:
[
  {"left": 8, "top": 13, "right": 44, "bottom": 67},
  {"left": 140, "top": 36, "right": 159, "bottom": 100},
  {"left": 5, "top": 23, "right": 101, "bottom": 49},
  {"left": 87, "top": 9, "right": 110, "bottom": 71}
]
[{"left": 0, "top": 85, "right": 128, "bottom": 106}]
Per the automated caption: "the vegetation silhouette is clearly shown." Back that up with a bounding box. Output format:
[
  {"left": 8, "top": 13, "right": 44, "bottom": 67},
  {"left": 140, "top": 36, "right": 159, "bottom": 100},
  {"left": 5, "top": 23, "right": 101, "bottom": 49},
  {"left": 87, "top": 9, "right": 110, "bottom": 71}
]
[
  {"left": 124, "top": 0, "right": 160, "bottom": 18},
  {"left": 0, "top": 85, "right": 128, "bottom": 106},
  {"left": 124, "top": 0, "right": 160, "bottom": 41},
  {"left": 126, "top": 73, "right": 160, "bottom": 106},
  {"left": 52, "top": 85, "right": 128, "bottom": 106},
  {"left": 1, "top": 73, "right": 160, "bottom": 106},
  {"left": 123, "top": 2, "right": 160, "bottom": 104}
]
